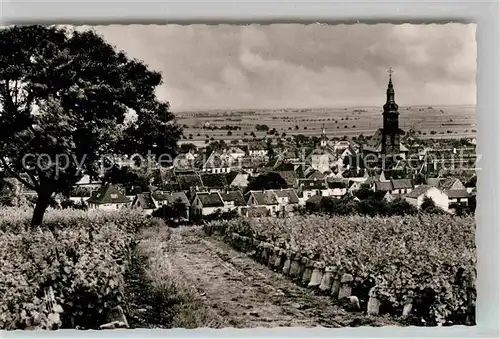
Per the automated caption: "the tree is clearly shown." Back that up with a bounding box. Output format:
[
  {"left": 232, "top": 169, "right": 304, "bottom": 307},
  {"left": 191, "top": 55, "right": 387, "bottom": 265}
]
[
  {"left": 255, "top": 124, "right": 269, "bottom": 132},
  {"left": 0, "top": 25, "right": 181, "bottom": 227},
  {"left": 266, "top": 139, "right": 276, "bottom": 161},
  {"left": 245, "top": 172, "right": 287, "bottom": 192},
  {"left": 180, "top": 143, "right": 197, "bottom": 153},
  {"left": 388, "top": 197, "right": 418, "bottom": 216},
  {"left": 227, "top": 130, "right": 232, "bottom": 136},
  {"left": 421, "top": 196, "right": 444, "bottom": 214},
  {"left": 102, "top": 165, "right": 150, "bottom": 195}
]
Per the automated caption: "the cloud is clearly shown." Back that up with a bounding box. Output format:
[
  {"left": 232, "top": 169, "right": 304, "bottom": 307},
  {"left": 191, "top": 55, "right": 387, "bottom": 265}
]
[{"left": 82, "top": 23, "right": 476, "bottom": 111}]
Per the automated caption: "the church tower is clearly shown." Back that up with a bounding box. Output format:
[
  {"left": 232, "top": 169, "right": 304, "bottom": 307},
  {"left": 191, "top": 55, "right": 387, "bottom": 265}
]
[
  {"left": 381, "top": 68, "right": 402, "bottom": 155},
  {"left": 320, "top": 124, "right": 328, "bottom": 148}
]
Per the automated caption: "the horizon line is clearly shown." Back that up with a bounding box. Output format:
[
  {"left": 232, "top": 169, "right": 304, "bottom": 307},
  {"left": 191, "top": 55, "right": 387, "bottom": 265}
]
[{"left": 173, "top": 103, "right": 477, "bottom": 114}]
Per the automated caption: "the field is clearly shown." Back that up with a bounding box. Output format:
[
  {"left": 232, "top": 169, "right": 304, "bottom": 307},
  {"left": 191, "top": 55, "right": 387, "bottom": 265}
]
[{"left": 175, "top": 105, "right": 476, "bottom": 143}]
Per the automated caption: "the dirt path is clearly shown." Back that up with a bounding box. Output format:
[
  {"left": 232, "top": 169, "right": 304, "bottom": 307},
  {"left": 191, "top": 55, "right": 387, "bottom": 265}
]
[{"left": 167, "top": 227, "right": 393, "bottom": 328}]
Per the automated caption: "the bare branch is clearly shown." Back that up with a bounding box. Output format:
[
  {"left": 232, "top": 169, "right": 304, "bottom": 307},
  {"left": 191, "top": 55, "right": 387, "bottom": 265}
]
[{"left": 0, "top": 157, "right": 37, "bottom": 191}]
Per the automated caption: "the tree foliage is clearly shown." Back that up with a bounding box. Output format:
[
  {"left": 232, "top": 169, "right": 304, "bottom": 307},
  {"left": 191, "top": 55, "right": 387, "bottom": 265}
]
[
  {"left": 245, "top": 172, "right": 288, "bottom": 192},
  {"left": 0, "top": 25, "right": 181, "bottom": 226}
]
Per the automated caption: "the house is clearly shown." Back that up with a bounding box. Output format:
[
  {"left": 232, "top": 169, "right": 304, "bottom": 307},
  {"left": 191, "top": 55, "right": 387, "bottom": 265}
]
[
  {"left": 334, "top": 145, "right": 358, "bottom": 170},
  {"left": 404, "top": 185, "right": 449, "bottom": 212},
  {"left": 87, "top": 185, "right": 131, "bottom": 211},
  {"left": 238, "top": 156, "right": 268, "bottom": 174},
  {"left": 240, "top": 206, "right": 269, "bottom": 217},
  {"left": 390, "top": 179, "right": 413, "bottom": 195},
  {"left": 176, "top": 173, "right": 203, "bottom": 192},
  {"left": 74, "top": 175, "right": 102, "bottom": 189},
  {"left": 191, "top": 192, "right": 225, "bottom": 216},
  {"left": 445, "top": 189, "right": 470, "bottom": 206},
  {"left": 298, "top": 179, "right": 328, "bottom": 200},
  {"left": 131, "top": 193, "right": 157, "bottom": 215},
  {"left": 246, "top": 189, "right": 299, "bottom": 217},
  {"left": 348, "top": 181, "right": 364, "bottom": 195},
  {"left": 226, "top": 172, "right": 249, "bottom": 190},
  {"left": 202, "top": 151, "right": 235, "bottom": 174},
  {"left": 374, "top": 178, "right": 413, "bottom": 195},
  {"left": 226, "top": 147, "right": 246, "bottom": 159},
  {"left": 247, "top": 142, "right": 267, "bottom": 157},
  {"left": 440, "top": 177, "right": 466, "bottom": 191},
  {"left": 307, "top": 169, "right": 327, "bottom": 180},
  {"left": 219, "top": 191, "right": 246, "bottom": 214},
  {"left": 200, "top": 173, "right": 228, "bottom": 192},
  {"left": 272, "top": 189, "right": 300, "bottom": 216},
  {"left": 305, "top": 194, "right": 324, "bottom": 210},
  {"left": 309, "top": 152, "right": 336, "bottom": 173},
  {"left": 152, "top": 191, "right": 191, "bottom": 220},
  {"left": 326, "top": 179, "right": 348, "bottom": 198},
  {"left": 246, "top": 190, "right": 277, "bottom": 211},
  {"left": 276, "top": 170, "right": 300, "bottom": 188}
]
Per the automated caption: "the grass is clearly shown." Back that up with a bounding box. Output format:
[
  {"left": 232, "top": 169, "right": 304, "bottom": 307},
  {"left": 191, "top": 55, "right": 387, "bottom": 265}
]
[{"left": 124, "top": 225, "right": 225, "bottom": 329}]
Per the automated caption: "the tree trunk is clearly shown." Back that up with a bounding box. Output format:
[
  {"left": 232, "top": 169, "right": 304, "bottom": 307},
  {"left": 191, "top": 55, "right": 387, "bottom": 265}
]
[{"left": 31, "top": 192, "right": 52, "bottom": 228}]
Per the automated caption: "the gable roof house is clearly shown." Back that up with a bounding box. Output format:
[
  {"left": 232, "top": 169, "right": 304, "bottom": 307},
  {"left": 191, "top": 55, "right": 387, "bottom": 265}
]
[
  {"left": 245, "top": 189, "right": 299, "bottom": 217},
  {"left": 298, "top": 179, "right": 328, "bottom": 201},
  {"left": 240, "top": 206, "right": 269, "bottom": 218},
  {"left": 247, "top": 141, "right": 268, "bottom": 156},
  {"left": 153, "top": 191, "right": 191, "bottom": 206},
  {"left": 445, "top": 188, "right": 470, "bottom": 206},
  {"left": 226, "top": 147, "right": 246, "bottom": 159},
  {"left": 131, "top": 193, "right": 158, "bottom": 215},
  {"left": 276, "top": 170, "right": 300, "bottom": 188},
  {"left": 200, "top": 173, "right": 228, "bottom": 192},
  {"left": 87, "top": 185, "right": 131, "bottom": 210},
  {"left": 440, "top": 177, "right": 466, "bottom": 191},
  {"left": 326, "top": 179, "right": 349, "bottom": 198},
  {"left": 202, "top": 151, "right": 238, "bottom": 174},
  {"left": 404, "top": 185, "right": 449, "bottom": 212},
  {"left": 373, "top": 178, "right": 413, "bottom": 195},
  {"left": 226, "top": 172, "right": 250, "bottom": 190},
  {"left": 308, "top": 150, "right": 337, "bottom": 174},
  {"left": 176, "top": 173, "right": 203, "bottom": 192},
  {"left": 390, "top": 179, "right": 413, "bottom": 194},
  {"left": 219, "top": 191, "right": 246, "bottom": 213},
  {"left": 152, "top": 191, "right": 191, "bottom": 220},
  {"left": 191, "top": 192, "right": 225, "bottom": 216}
]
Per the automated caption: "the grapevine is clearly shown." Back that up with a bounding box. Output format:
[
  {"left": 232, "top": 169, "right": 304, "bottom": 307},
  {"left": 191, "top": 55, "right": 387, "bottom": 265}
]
[{"left": 205, "top": 214, "right": 475, "bottom": 326}]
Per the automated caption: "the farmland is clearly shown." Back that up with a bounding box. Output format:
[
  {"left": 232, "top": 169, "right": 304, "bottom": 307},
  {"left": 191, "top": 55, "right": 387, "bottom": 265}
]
[{"left": 176, "top": 105, "right": 476, "bottom": 143}]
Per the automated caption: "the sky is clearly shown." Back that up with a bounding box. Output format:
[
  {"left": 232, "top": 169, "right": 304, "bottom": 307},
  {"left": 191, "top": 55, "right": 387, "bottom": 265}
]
[{"left": 83, "top": 24, "right": 476, "bottom": 112}]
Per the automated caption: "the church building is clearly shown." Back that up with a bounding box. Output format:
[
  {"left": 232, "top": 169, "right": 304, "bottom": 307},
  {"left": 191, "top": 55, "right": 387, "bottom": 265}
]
[{"left": 362, "top": 69, "right": 409, "bottom": 160}]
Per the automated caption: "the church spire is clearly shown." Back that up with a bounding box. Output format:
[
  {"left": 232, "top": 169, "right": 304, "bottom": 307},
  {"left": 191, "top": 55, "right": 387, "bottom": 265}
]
[
  {"left": 320, "top": 124, "right": 327, "bottom": 147},
  {"left": 384, "top": 67, "right": 398, "bottom": 112}
]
